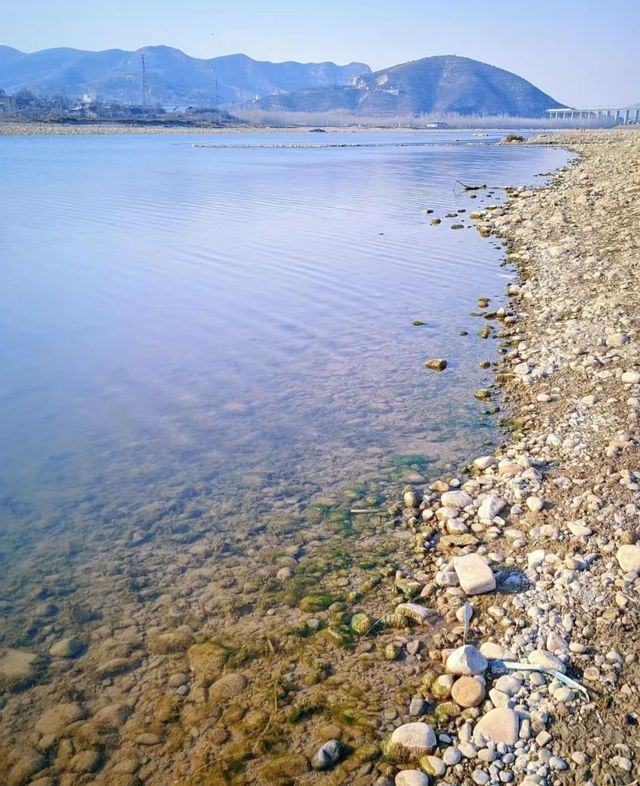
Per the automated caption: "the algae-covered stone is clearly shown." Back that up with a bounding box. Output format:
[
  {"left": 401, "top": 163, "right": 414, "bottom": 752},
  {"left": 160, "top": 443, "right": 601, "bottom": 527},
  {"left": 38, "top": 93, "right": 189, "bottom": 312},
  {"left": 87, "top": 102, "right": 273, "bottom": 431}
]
[
  {"left": 384, "top": 722, "right": 437, "bottom": 762},
  {"left": 260, "top": 753, "right": 310, "bottom": 785},
  {"left": 299, "top": 592, "right": 336, "bottom": 612},
  {"left": 350, "top": 613, "right": 373, "bottom": 636},
  {"left": 385, "top": 643, "right": 401, "bottom": 661},
  {"left": 425, "top": 358, "right": 447, "bottom": 371},
  {"left": 395, "top": 602, "right": 429, "bottom": 624},
  {"left": 147, "top": 626, "right": 194, "bottom": 654},
  {"left": 208, "top": 672, "right": 248, "bottom": 703},
  {"left": 474, "top": 389, "right": 492, "bottom": 401},
  {"left": 395, "top": 577, "right": 423, "bottom": 598},
  {"left": 49, "top": 637, "right": 85, "bottom": 659},
  {"left": 35, "top": 703, "right": 85, "bottom": 736},
  {"left": 187, "top": 642, "right": 227, "bottom": 684}
]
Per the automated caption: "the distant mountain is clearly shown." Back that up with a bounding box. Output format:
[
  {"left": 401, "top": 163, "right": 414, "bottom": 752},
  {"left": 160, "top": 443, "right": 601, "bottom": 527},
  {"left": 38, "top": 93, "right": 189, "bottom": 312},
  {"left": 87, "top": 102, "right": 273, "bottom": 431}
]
[
  {"left": 0, "top": 45, "right": 370, "bottom": 106},
  {"left": 253, "top": 55, "right": 563, "bottom": 117}
]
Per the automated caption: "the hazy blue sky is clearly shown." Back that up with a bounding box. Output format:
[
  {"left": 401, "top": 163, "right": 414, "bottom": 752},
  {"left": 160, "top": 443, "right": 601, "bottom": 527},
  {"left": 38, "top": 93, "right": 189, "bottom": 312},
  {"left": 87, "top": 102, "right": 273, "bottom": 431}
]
[{"left": 3, "top": 0, "right": 638, "bottom": 106}]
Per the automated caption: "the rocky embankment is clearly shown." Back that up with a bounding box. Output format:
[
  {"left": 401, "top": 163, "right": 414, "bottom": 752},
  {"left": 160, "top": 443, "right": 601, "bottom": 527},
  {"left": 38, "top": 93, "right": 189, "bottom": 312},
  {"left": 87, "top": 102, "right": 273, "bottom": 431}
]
[{"left": 373, "top": 130, "right": 640, "bottom": 785}]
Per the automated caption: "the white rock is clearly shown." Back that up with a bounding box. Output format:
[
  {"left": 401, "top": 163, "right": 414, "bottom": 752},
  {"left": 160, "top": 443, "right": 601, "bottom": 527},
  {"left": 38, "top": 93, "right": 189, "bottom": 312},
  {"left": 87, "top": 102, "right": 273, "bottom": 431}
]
[
  {"left": 474, "top": 456, "right": 497, "bottom": 471},
  {"left": 528, "top": 649, "right": 566, "bottom": 673},
  {"left": 390, "top": 722, "right": 437, "bottom": 756},
  {"left": 480, "top": 643, "right": 517, "bottom": 661},
  {"left": 473, "top": 707, "right": 520, "bottom": 746},
  {"left": 441, "top": 490, "right": 473, "bottom": 508},
  {"left": 621, "top": 371, "right": 640, "bottom": 384},
  {"left": 442, "top": 746, "right": 462, "bottom": 766},
  {"left": 526, "top": 496, "right": 544, "bottom": 512},
  {"left": 396, "top": 603, "right": 430, "bottom": 624},
  {"left": 616, "top": 545, "right": 640, "bottom": 573},
  {"left": 396, "top": 771, "right": 430, "bottom": 786},
  {"left": 453, "top": 554, "right": 496, "bottom": 595},
  {"left": 478, "top": 495, "right": 506, "bottom": 522},
  {"left": 446, "top": 645, "right": 488, "bottom": 676},
  {"left": 493, "top": 675, "right": 522, "bottom": 696},
  {"left": 420, "top": 755, "right": 446, "bottom": 777}
]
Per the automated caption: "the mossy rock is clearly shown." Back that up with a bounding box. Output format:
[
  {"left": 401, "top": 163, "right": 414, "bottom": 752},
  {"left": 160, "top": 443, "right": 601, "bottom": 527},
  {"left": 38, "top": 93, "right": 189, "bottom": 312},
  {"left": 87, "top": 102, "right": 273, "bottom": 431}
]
[
  {"left": 435, "top": 701, "right": 461, "bottom": 724},
  {"left": 350, "top": 613, "right": 373, "bottom": 636},
  {"left": 299, "top": 592, "right": 336, "bottom": 613},
  {"left": 186, "top": 642, "right": 229, "bottom": 685},
  {"left": 319, "top": 625, "right": 355, "bottom": 649},
  {"left": 259, "top": 753, "right": 310, "bottom": 785}
]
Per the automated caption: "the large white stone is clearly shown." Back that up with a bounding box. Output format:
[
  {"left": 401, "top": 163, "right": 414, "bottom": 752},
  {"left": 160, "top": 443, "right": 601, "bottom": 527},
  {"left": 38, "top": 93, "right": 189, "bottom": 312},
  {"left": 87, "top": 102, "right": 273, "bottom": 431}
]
[
  {"left": 473, "top": 707, "right": 519, "bottom": 746},
  {"left": 453, "top": 554, "right": 496, "bottom": 595},
  {"left": 528, "top": 649, "right": 566, "bottom": 673},
  {"left": 441, "top": 490, "right": 473, "bottom": 509},
  {"left": 478, "top": 495, "right": 506, "bottom": 522},
  {"left": 616, "top": 545, "right": 640, "bottom": 573},
  {"left": 446, "top": 645, "right": 488, "bottom": 676},
  {"left": 479, "top": 642, "right": 517, "bottom": 661},
  {"left": 390, "top": 722, "right": 437, "bottom": 757},
  {"left": 396, "top": 771, "right": 430, "bottom": 786},
  {"left": 621, "top": 371, "right": 640, "bottom": 384}
]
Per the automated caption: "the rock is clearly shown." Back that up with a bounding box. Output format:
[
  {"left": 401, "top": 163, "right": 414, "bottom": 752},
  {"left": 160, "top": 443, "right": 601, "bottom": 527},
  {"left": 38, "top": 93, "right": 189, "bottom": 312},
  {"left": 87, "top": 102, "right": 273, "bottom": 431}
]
[
  {"left": 409, "top": 697, "right": 427, "bottom": 716},
  {"left": 395, "top": 771, "right": 429, "bottom": 786},
  {"left": 473, "top": 707, "right": 519, "bottom": 746},
  {"left": 616, "top": 544, "right": 640, "bottom": 572},
  {"left": 528, "top": 649, "right": 566, "bottom": 673},
  {"left": 404, "top": 489, "right": 421, "bottom": 508},
  {"left": 388, "top": 722, "right": 437, "bottom": 760},
  {"left": 6, "top": 748, "right": 46, "bottom": 786},
  {"left": 443, "top": 745, "right": 462, "bottom": 766},
  {"left": 453, "top": 554, "right": 496, "bottom": 595},
  {"left": 208, "top": 672, "right": 248, "bottom": 703},
  {"left": 70, "top": 750, "right": 101, "bottom": 773},
  {"left": 441, "top": 490, "right": 473, "bottom": 508},
  {"left": 0, "top": 649, "right": 38, "bottom": 685},
  {"left": 34, "top": 703, "right": 85, "bottom": 736},
  {"left": 49, "top": 637, "right": 85, "bottom": 659},
  {"left": 478, "top": 495, "right": 506, "bottom": 522},
  {"left": 479, "top": 643, "right": 516, "bottom": 661},
  {"left": 526, "top": 496, "right": 544, "bottom": 512},
  {"left": 621, "top": 371, "right": 640, "bottom": 384},
  {"left": 93, "top": 703, "right": 131, "bottom": 729},
  {"left": 475, "top": 389, "right": 492, "bottom": 401},
  {"left": 473, "top": 455, "right": 497, "bottom": 471},
  {"left": 451, "top": 675, "right": 486, "bottom": 707},
  {"left": 351, "top": 613, "right": 373, "bottom": 635},
  {"left": 425, "top": 358, "right": 447, "bottom": 371},
  {"left": 187, "top": 642, "right": 228, "bottom": 684},
  {"left": 606, "top": 332, "right": 628, "bottom": 347},
  {"left": 311, "top": 739, "right": 342, "bottom": 770},
  {"left": 420, "top": 754, "right": 446, "bottom": 777},
  {"left": 96, "top": 657, "right": 135, "bottom": 677},
  {"left": 446, "top": 645, "right": 488, "bottom": 676},
  {"left": 147, "top": 626, "right": 194, "bottom": 654},
  {"left": 395, "top": 602, "right": 429, "bottom": 624}
]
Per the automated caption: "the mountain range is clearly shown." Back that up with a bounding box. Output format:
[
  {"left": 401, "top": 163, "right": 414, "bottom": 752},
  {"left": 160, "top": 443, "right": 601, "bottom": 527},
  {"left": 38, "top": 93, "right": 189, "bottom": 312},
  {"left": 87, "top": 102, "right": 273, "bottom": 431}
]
[
  {"left": 253, "top": 55, "right": 563, "bottom": 117},
  {"left": 0, "top": 45, "right": 369, "bottom": 107},
  {"left": 0, "top": 45, "right": 566, "bottom": 116}
]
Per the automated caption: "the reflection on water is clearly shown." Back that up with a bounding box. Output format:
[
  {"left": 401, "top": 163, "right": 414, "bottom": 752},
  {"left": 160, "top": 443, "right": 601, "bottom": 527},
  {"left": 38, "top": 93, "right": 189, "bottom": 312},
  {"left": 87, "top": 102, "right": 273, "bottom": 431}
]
[{"left": 0, "top": 131, "right": 569, "bottom": 784}]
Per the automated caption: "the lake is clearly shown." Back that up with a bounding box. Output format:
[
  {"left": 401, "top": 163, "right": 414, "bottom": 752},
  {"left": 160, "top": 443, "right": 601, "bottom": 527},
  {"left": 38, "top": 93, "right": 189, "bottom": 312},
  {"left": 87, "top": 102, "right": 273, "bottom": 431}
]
[{"left": 0, "top": 130, "right": 570, "bottom": 785}]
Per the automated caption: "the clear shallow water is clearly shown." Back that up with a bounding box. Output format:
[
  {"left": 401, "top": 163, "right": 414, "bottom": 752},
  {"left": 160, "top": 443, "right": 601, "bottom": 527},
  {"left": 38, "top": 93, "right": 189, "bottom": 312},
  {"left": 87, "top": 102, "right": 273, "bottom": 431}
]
[
  {"left": 0, "top": 131, "right": 568, "bottom": 578},
  {"left": 0, "top": 130, "right": 572, "bottom": 784}
]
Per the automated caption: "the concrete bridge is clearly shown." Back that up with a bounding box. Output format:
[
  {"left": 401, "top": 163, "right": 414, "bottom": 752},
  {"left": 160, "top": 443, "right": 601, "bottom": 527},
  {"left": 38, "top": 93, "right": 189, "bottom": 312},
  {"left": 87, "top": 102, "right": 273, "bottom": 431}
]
[{"left": 547, "top": 106, "right": 640, "bottom": 123}]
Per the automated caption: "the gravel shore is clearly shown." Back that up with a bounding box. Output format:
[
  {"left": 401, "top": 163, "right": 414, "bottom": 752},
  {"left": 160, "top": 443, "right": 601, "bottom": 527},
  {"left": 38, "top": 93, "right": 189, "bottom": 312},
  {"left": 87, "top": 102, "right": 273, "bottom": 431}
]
[{"left": 380, "top": 129, "right": 640, "bottom": 786}]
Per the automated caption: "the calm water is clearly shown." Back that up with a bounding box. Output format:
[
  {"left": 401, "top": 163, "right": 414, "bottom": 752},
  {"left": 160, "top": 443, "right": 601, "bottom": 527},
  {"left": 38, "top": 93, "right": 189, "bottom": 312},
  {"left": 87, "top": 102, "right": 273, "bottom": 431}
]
[
  {"left": 0, "top": 130, "right": 572, "bottom": 785},
  {"left": 0, "top": 131, "right": 568, "bottom": 579}
]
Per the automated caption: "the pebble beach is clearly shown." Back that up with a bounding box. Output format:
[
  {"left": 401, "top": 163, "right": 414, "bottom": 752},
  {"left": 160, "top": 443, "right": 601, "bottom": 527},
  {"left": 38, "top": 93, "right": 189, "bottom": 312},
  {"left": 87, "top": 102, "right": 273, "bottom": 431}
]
[{"left": 0, "top": 128, "right": 639, "bottom": 786}]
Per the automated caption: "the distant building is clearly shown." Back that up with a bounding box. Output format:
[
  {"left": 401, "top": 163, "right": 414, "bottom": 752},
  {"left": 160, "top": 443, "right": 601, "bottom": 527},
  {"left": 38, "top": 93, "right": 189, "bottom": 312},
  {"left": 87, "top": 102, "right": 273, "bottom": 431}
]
[{"left": 425, "top": 121, "right": 448, "bottom": 128}]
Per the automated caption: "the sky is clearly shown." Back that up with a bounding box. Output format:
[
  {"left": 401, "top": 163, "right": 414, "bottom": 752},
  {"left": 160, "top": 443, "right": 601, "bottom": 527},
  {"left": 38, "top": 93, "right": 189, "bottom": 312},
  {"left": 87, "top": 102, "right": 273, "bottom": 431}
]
[{"left": 3, "top": 0, "right": 639, "bottom": 106}]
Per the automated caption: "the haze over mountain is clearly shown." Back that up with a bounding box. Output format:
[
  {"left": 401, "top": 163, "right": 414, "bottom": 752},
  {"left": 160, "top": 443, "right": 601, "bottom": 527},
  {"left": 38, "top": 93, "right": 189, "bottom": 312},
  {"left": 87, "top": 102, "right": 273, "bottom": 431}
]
[
  {"left": 254, "top": 55, "right": 564, "bottom": 117},
  {"left": 0, "top": 45, "right": 370, "bottom": 106}
]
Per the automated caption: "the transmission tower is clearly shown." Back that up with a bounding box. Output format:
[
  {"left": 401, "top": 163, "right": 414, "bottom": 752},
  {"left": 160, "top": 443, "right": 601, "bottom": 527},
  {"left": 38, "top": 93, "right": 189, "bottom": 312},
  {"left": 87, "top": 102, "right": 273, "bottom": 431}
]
[{"left": 140, "top": 53, "right": 151, "bottom": 109}]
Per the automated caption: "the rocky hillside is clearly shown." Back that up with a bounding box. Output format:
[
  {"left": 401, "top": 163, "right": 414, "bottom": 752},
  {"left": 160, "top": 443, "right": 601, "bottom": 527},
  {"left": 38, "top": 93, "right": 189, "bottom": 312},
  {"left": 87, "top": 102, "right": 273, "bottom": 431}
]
[
  {"left": 253, "top": 55, "right": 563, "bottom": 117},
  {"left": 0, "top": 45, "right": 370, "bottom": 106}
]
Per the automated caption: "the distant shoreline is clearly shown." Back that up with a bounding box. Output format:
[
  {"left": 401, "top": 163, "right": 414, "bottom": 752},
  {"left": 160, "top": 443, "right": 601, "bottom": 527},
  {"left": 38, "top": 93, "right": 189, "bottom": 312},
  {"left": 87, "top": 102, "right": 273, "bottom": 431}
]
[{"left": 0, "top": 121, "right": 552, "bottom": 137}]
